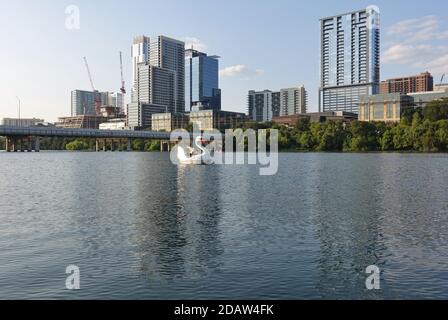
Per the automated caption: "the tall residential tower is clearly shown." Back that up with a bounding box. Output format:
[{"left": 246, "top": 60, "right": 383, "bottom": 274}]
[
  {"left": 149, "top": 36, "right": 185, "bottom": 113},
  {"left": 280, "top": 86, "right": 308, "bottom": 116},
  {"left": 128, "top": 35, "right": 185, "bottom": 129},
  {"left": 248, "top": 90, "right": 280, "bottom": 122},
  {"left": 319, "top": 6, "right": 380, "bottom": 113}
]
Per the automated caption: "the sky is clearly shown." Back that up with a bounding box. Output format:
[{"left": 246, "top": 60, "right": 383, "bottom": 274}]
[{"left": 1, "top": 0, "right": 448, "bottom": 122}]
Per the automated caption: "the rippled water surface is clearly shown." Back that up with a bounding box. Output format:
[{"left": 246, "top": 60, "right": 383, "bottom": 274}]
[{"left": 0, "top": 152, "right": 447, "bottom": 299}]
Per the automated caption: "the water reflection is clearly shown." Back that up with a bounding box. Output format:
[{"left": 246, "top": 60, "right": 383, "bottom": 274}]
[
  {"left": 1, "top": 152, "right": 448, "bottom": 299},
  {"left": 132, "top": 161, "right": 224, "bottom": 282},
  {"left": 308, "top": 154, "right": 388, "bottom": 299}
]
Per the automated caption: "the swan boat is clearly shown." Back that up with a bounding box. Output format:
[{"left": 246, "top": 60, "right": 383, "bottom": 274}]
[{"left": 176, "top": 136, "right": 214, "bottom": 165}]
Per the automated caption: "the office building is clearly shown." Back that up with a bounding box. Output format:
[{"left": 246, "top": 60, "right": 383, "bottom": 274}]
[
  {"left": 248, "top": 90, "right": 280, "bottom": 122},
  {"left": 359, "top": 90, "right": 448, "bottom": 122},
  {"left": 99, "top": 119, "right": 128, "bottom": 130},
  {"left": 359, "top": 93, "right": 412, "bottom": 123},
  {"left": 190, "top": 110, "right": 248, "bottom": 131},
  {"left": 319, "top": 7, "right": 380, "bottom": 113},
  {"left": 408, "top": 90, "right": 448, "bottom": 108},
  {"left": 185, "top": 49, "right": 221, "bottom": 112},
  {"left": 1, "top": 118, "right": 45, "bottom": 127},
  {"left": 273, "top": 112, "right": 357, "bottom": 127},
  {"left": 151, "top": 113, "right": 190, "bottom": 132},
  {"left": 280, "top": 86, "right": 308, "bottom": 116},
  {"left": 127, "top": 102, "right": 167, "bottom": 130},
  {"left": 380, "top": 72, "right": 434, "bottom": 94},
  {"left": 435, "top": 83, "right": 448, "bottom": 92}
]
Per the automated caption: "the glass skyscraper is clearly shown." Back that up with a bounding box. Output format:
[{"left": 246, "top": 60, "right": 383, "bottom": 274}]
[
  {"left": 319, "top": 6, "right": 380, "bottom": 113},
  {"left": 185, "top": 49, "right": 221, "bottom": 112}
]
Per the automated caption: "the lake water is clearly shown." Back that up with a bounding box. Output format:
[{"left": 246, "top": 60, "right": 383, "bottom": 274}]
[{"left": 0, "top": 152, "right": 447, "bottom": 299}]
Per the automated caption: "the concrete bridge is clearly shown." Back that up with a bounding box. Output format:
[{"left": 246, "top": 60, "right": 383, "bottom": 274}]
[{"left": 0, "top": 126, "right": 172, "bottom": 152}]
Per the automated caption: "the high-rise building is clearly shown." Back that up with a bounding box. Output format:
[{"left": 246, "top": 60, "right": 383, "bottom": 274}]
[
  {"left": 127, "top": 63, "right": 176, "bottom": 129},
  {"left": 111, "top": 92, "right": 125, "bottom": 113},
  {"left": 185, "top": 48, "right": 221, "bottom": 112},
  {"left": 380, "top": 72, "right": 434, "bottom": 94},
  {"left": 280, "top": 86, "right": 308, "bottom": 116},
  {"left": 128, "top": 35, "right": 185, "bottom": 129},
  {"left": 131, "top": 36, "right": 150, "bottom": 96},
  {"left": 149, "top": 36, "right": 185, "bottom": 113},
  {"left": 71, "top": 90, "right": 102, "bottom": 116},
  {"left": 71, "top": 90, "right": 124, "bottom": 116},
  {"left": 271, "top": 92, "right": 280, "bottom": 118},
  {"left": 319, "top": 6, "right": 380, "bottom": 113},
  {"left": 248, "top": 90, "right": 280, "bottom": 122},
  {"left": 100, "top": 92, "right": 124, "bottom": 111},
  {"left": 134, "top": 63, "right": 176, "bottom": 109}
]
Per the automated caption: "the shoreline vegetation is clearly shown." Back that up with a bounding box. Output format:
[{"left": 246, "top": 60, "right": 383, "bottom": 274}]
[
  {"left": 1, "top": 99, "right": 447, "bottom": 153},
  {"left": 232, "top": 99, "right": 448, "bottom": 153}
]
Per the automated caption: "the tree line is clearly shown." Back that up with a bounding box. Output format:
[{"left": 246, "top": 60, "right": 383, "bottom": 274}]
[
  {"left": 237, "top": 98, "right": 448, "bottom": 152},
  {"left": 1, "top": 99, "right": 447, "bottom": 153}
]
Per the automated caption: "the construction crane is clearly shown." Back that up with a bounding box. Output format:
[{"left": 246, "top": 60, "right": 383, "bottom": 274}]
[
  {"left": 83, "top": 56, "right": 101, "bottom": 115},
  {"left": 440, "top": 74, "right": 446, "bottom": 86},
  {"left": 119, "top": 51, "right": 126, "bottom": 94}
]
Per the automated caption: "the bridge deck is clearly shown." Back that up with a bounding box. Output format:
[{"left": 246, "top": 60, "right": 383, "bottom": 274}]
[{"left": 0, "top": 126, "right": 171, "bottom": 140}]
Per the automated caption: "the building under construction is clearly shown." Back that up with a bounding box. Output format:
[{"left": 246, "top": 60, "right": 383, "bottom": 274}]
[{"left": 55, "top": 115, "right": 108, "bottom": 129}]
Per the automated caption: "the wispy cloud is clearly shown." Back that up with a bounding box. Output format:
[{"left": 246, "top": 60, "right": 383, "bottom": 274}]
[
  {"left": 383, "top": 15, "right": 448, "bottom": 75},
  {"left": 386, "top": 15, "right": 448, "bottom": 43},
  {"left": 219, "top": 65, "right": 265, "bottom": 79},
  {"left": 414, "top": 53, "right": 448, "bottom": 74},
  {"left": 183, "top": 37, "right": 207, "bottom": 52},
  {"left": 383, "top": 44, "right": 438, "bottom": 64}
]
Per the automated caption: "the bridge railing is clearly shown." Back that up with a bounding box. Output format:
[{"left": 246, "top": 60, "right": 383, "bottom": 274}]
[{"left": 0, "top": 126, "right": 171, "bottom": 140}]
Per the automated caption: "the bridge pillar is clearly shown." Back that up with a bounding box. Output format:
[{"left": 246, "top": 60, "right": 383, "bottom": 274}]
[
  {"left": 95, "top": 139, "right": 99, "bottom": 152},
  {"left": 110, "top": 140, "right": 114, "bottom": 152},
  {"left": 5, "top": 137, "right": 11, "bottom": 152},
  {"left": 34, "top": 137, "right": 40, "bottom": 152},
  {"left": 102, "top": 139, "right": 106, "bottom": 152},
  {"left": 160, "top": 140, "right": 170, "bottom": 152},
  {"left": 127, "top": 138, "right": 132, "bottom": 152},
  {"left": 20, "top": 138, "right": 26, "bottom": 152},
  {"left": 12, "top": 138, "right": 17, "bottom": 152},
  {"left": 27, "top": 137, "right": 32, "bottom": 152}
]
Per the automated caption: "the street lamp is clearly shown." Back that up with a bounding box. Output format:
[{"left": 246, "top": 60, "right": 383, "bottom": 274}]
[{"left": 16, "top": 96, "right": 21, "bottom": 120}]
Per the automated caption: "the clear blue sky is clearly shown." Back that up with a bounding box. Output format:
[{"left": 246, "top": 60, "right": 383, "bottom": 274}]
[{"left": 1, "top": 0, "right": 447, "bottom": 122}]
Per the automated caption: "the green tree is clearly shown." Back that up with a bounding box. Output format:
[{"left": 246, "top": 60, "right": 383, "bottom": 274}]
[
  {"left": 343, "top": 121, "right": 379, "bottom": 152},
  {"left": 144, "top": 140, "right": 161, "bottom": 152},
  {"left": 66, "top": 140, "right": 89, "bottom": 151},
  {"left": 379, "top": 126, "right": 394, "bottom": 151},
  {"left": 435, "top": 120, "right": 448, "bottom": 151},
  {"left": 132, "top": 139, "right": 144, "bottom": 151},
  {"left": 423, "top": 98, "right": 448, "bottom": 121}
]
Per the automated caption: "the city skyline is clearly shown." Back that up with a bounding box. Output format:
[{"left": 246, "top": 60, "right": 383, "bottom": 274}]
[{"left": 1, "top": 0, "right": 448, "bottom": 122}]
